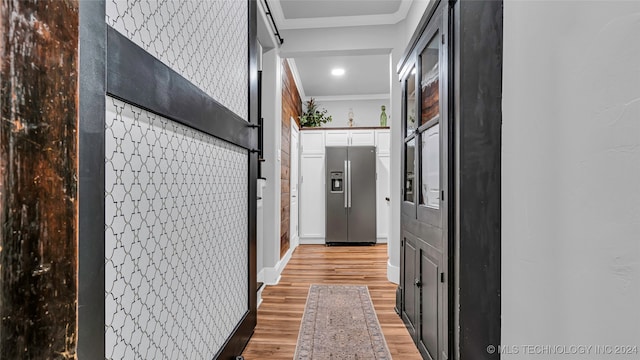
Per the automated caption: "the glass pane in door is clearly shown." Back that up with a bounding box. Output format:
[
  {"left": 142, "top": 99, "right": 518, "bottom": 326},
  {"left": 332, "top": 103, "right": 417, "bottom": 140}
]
[
  {"left": 406, "top": 68, "right": 417, "bottom": 137},
  {"left": 404, "top": 138, "right": 416, "bottom": 202},
  {"left": 420, "top": 125, "right": 439, "bottom": 208},
  {"left": 421, "top": 32, "right": 439, "bottom": 125}
]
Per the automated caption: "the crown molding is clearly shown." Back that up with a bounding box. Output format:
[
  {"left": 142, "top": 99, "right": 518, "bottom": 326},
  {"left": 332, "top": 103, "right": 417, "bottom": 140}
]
[
  {"left": 305, "top": 94, "right": 390, "bottom": 102},
  {"left": 286, "top": 58, "right": 306, "bottom": 99}
]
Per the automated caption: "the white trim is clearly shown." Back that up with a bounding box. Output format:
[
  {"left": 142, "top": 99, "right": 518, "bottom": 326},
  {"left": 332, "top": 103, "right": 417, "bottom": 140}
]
[
  {"left": 301, "top": 237, "right": 386, "bottom": 245},
  {"left": 257, "top": 268, "right": 265, "bottom": 283},
  {"left": 287, "top": 59, "right": 306, "bottom": 99},
  {"left": 305, "top": 94, "right": 391, "bottom": 102},
  {"left": 387, "top": 260, "right": 400, "bottom": 284},
  {"left": 271, "top": 0, "right": 413, "bottom": 30},
  {"left": 290, "top": 120, "right": 301, "bottom": 249},
  {"left": 300, "top": 237, "right": 325, "bottom": 245},
  {"left": 257, "top": 284, "right": 264, "bottom": 308},
  {"left": 262, "top": 245, "right": 296, "bottom": 285}
]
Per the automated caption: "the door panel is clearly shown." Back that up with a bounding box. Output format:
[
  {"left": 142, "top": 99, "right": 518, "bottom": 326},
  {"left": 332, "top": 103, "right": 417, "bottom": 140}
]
[
  {"left": 402, "top": 137, "right": 417, "bottom": 219},
  {"left": 421, "top": 125, "right": 440, "bottom": 209},
  {"left": 325, "top": 147, "right": 348, "bottom": 242},
  {"left": 376, "top": 130, "right": 391, "bottom": 153},
  {"left": 419, "top": 250, "right": 439, "bottom": 360},
  {"left": 301, "top": 131, "right": 324, "bottom": 154},
  {"left": 402, "top": 236, "right": 418, "bottom": 338},
  {"left": 350, "top": 130, "right": 375, "bottom": 146},
  {"left": 300, "top": 155, "right": 325, "bottom": 238},
  {"left": 347, "top": 146, "right": 376, "bottom": 243},
  {"left": 376, "top": 154, "right": 390, "bottom": 239},
  {"left": 325, "top": 130, "right": 349, "bottom": 146}
]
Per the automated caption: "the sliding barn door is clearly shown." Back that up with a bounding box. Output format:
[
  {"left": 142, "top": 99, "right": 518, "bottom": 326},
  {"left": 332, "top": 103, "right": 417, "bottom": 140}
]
[{"left": 78, "top": 1, "right": 258, "bottom": 359}]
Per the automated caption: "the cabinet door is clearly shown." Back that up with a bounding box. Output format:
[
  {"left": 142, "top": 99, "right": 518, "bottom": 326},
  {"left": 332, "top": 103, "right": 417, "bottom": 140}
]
[
  {"left": 418, "top": 247, "right": 440, "bottom": 360},
  {"left": 376, "top": 153, "right": 390, "bottom": 240},
  {"left": 301, "top": 131, "right": 325, "bottom": 154},
  {"left": 401, "top": 235, "right": 418, "bottom": 339},
  {"left": 350, "top": 129, "right": 375, "bottom": 146},
  {"left": 376, "top": 130, "right": 391, "bottom": 154},
  {"left": 325, "top": 130, "right": 349, "bottom": 146},
  {"left": 299, "top": 154, "right": 325, "bottom": 238}
]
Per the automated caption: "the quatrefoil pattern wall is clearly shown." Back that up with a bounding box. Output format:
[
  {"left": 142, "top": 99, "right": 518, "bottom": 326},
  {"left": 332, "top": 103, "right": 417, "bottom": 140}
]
[
  {"left": 104, "top": 97, "right": 249, "bottom": 359},
  {"left": 106, "top": 0, "right": 249, "bottom": 120}
]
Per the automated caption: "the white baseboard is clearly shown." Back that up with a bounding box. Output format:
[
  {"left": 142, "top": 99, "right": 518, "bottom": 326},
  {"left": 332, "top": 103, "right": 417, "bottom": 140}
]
[
  {"left": 387, "top": 260, "right": 399, "bottom": 284},
  {"left": 257, "top": 268, "right": 265, "bottom": 283},
  {"left": 291, "top": 234, "right": 300, "bottom": 248},
  {"left": 257, "top": 283, "right": 264, "bottom": 308},
  {"left": 300, "top": 237, "right": 388, "bottom": 244},
  {"left": 263, "top": 244, "right": 296, "bottom": 285},
  {"left": 300, "top": 237, "right": 325, "bottom": 245}
]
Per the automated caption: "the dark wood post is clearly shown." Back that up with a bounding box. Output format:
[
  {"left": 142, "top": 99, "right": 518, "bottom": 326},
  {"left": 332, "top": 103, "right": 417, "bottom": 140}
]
[{"left": 1, "top": 0, "right": 79, "bottom": 357}]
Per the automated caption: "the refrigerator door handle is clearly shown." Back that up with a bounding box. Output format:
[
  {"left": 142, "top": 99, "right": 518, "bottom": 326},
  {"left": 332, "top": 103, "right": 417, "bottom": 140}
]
[
  {"left": 344, "top": 160, "right": 348, "bottom": 208},
  {"left": 348, "top": 160, "right": 352, "bottom": 208}
]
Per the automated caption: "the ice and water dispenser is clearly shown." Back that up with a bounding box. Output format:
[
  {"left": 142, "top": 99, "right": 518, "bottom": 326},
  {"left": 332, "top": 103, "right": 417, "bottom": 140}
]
[{"left": 330, "top": 171, "right": 343, "bottom": 193}]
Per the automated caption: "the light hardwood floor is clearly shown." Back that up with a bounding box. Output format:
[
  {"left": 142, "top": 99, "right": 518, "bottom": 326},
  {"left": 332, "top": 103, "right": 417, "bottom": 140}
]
[{"left": 241, "top": 244, "right": 422, "bottom": 359}]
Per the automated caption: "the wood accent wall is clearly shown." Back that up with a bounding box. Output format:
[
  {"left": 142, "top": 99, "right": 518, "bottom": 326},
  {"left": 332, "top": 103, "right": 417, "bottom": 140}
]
[
  {"left": 280, "top": 60, "right": 301, "bottom": 258},
  {"left": 0, "top": 1, "right": 79, "bottom": 358}
]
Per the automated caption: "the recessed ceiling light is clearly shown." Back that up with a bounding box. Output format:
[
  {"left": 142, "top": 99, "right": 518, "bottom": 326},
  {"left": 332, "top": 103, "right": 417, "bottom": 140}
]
[{"left": 331, "top": 68, "right": 345, "bottom": 76}]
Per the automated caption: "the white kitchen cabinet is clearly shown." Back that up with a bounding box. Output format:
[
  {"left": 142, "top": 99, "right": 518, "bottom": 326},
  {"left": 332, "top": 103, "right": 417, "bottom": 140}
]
[
  {"left": 350, "top": 129, "right": 376, "bottom": 146},
  {"left": 325, "top": 130, "right": 350, "bottom": 146},
  {"left": 299, "top": 154, "right": 325, "bottom": 240},
  {"left": 301, "top": 131, "right": 325, "bottom": 154},
  {"left": 325, "top": 129, "right": 376, "bottom": 147},
  {"left": 376, "top": 152, "right": 390, "bottom": 242},
  {"left": 375, "top": 129, "right": 390, "bottom": 154}
]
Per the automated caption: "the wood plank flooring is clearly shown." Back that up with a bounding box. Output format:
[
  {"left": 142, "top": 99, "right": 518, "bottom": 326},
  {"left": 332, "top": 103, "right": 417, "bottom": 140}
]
[{"left": 241, "top": 244, "right": 421, "bottom": 359}]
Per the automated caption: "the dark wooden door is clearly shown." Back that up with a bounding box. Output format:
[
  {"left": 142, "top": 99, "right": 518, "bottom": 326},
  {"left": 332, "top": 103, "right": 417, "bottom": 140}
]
[{"left": 400, "top": 2, "right": 450, "bottom": 360}]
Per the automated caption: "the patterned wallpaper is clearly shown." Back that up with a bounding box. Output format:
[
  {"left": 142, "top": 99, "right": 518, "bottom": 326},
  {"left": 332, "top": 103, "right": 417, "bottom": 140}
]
[
  {"left": 104, "top": 97, "right": 249, "bottom": 359},
  {"left": 106, "top": 0, "right": 249, "bottom": 120}
]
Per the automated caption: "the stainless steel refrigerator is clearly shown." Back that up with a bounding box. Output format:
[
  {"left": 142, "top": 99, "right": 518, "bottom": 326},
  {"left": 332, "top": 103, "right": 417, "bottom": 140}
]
[{"left": 326, "top": 146, "right": 377, "bottom": 244}]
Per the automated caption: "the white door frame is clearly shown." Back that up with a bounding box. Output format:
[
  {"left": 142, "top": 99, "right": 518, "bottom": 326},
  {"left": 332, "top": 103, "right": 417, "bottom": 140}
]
[{"left": 290, "top": 119, "right": 300, "bottom": 248}]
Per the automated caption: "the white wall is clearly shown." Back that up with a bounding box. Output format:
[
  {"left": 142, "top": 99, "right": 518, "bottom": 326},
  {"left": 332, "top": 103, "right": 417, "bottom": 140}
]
[
  {"left": 260, "top": 48, "right": 283, "bottom": 284},
  {"left": 310, "top": 99, "right": 390, "bottom": 128},
  {"left": 386, "top": 0, "right": 434, "bottom": 284},
  {"left": 503, "top": 1, "right": 640, "bottom": 358},
  {"left": 403, "top": 0, "right": 431, "bottom": 43}
]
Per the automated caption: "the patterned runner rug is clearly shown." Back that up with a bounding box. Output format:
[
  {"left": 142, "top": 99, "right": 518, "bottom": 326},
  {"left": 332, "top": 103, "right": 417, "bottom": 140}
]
[{"left": 294, "top": 284, "right": 392, "bottom": 360}]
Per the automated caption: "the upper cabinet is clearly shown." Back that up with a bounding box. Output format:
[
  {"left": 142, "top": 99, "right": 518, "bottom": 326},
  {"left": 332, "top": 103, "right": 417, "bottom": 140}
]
[
  {"left": 321, "top": 128, "right": 379, "bottom": 148},
  {"left": 349, "top": 129, "right": 376, "bottom": 146},
  {"left": 376, "top": 130, "right": 390, "bottom": 154},
  {"left": 301, "top": 131, "right": 325, "bottom": 154},
  {"left": 324, "top": 130, "right": 350, "bottom": 146}
]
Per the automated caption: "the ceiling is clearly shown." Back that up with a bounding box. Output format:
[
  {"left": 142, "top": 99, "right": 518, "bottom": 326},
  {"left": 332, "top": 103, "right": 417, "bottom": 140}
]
[
  {"left": 279, "top": 0, "right": 402, "bottom": 19},
  {"left": 293, "top": 54, "right": 390, "bottom": 97},
  {"left": 264, "top": 0, "right": 413, "bottom": 100},
  {"left": 270, "top": 0, "right": 412, "bottom": 29}
]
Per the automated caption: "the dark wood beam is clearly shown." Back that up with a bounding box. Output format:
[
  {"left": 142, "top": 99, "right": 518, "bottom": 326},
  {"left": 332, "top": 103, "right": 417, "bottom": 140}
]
[{"left": 1, "top": 0, "right": 79, "bottom": 357}]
